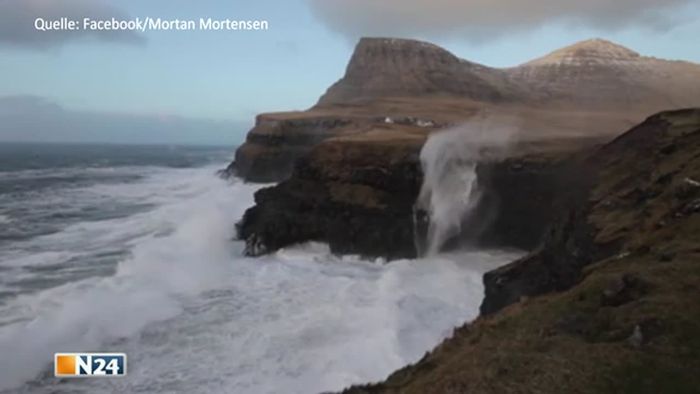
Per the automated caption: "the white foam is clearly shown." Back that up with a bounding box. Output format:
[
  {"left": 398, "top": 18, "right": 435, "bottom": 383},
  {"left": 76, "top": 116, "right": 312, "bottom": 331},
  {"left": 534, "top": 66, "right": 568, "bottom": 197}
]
[
  {"left": 0, "top": 168, "right": 260, "bottom": 391},
  {"left": 48, "top": 248, "right": 517, "bottom": 394},
  {"left": 0, "top": 167, "right": 519, "bottom": 393}
]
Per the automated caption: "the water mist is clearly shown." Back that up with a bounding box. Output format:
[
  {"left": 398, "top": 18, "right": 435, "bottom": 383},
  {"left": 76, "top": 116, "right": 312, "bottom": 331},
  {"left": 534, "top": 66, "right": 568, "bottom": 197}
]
[{"left": 415, "top": 116, "right": 516, "bottom": 256}]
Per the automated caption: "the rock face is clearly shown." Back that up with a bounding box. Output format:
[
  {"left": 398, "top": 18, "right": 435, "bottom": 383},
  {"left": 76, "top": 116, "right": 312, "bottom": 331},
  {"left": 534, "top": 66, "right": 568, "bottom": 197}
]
[
  {"left": 225, "top": 113, "right": 366, "bottom": 182},
  {"left": 236, "top": 131, "right": 605, "bottom": 260},
  {"left": 472, "top": 152, "right": 589, "bottom": 251},
  {"left": 481, "top": 108, "right": 700, "bottom": 315},
  {"left": 342, "top": 108, "right": 700, "bottom": 394},
  {"left": 237, "top": 126, "right": 426, "bottom": 259}
]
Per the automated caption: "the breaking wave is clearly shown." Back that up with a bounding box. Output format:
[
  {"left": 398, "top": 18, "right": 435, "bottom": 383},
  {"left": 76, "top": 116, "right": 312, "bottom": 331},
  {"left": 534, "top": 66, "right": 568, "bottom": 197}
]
[{"left": 0, "top": 152, "right": 518, "bottom": 393}]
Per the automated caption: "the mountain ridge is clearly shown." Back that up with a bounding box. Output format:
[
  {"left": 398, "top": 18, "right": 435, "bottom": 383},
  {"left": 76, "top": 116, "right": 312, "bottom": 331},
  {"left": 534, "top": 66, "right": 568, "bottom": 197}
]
[
  {"left": 522, "top": 38, "right": 642, "bottom": 66},
  {"left": 318, "top": 37, "right": 700, "bottom": 110},
  {"left": 317, "top": 37, "right": 510, "bottom": 105}
]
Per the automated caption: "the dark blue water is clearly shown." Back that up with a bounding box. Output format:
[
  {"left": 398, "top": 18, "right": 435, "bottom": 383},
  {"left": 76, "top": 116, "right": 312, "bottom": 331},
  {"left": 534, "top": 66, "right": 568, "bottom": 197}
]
[
  {"left": 0, "top": 143, "right": 233, "bottom": 244},
  {"left": 0, "top": 142, "right": 234, "bottom": 304},
  {"left": 0, "top": 143, "right": 231, "bottom": 172}
]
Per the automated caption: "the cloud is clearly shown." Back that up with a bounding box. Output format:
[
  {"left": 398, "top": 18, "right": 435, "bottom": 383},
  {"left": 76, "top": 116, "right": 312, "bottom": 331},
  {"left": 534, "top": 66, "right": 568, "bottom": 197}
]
[
  {"left": 0, "top": 0, "right": 145, "bottom": 50},
  {"left": 0, "top": 95, "right": 247, "bottom": 145},
  {"left": 308, "top": 0, "right": 698, "bottom": 41},
  {"left": 0, "top": 95, "right": 63, "bottom": 115}
]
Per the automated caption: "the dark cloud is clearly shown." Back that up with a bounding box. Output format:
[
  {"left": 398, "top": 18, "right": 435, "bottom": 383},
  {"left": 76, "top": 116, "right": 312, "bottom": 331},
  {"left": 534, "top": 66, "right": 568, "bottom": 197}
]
[
  {"left": 0, "top": 95, "right": 247, "bottom": 145},
  {"left": 308, "top": 0, "right": 698, "bottom": 41},
  {"left": 0, "top": 0, "right": 145, "bottom": 50}
]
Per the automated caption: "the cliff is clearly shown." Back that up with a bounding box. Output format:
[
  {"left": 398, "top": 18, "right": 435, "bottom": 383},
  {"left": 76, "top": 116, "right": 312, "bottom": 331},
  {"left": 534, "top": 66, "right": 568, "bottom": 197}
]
[
  {"left": 227, "top": 111, "right": 367, "bottom": 182},
  {"left": 236, "top": 129, "right": 606, "bottom": 260},
  {"left": 343, "top": 109, "right": 700, "bottom": 393},
  {"left": 237, "top": 125, "right": 426, "bottom": 259}
]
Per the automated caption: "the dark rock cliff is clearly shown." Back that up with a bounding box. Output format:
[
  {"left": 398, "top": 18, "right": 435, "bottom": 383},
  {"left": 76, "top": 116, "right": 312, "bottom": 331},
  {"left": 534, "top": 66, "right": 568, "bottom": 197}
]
[
  {"left": 226, "top": 114, "right": 366, "bottom": 182},
  {"left": 481, "top": 108, "right": 700, "bottom": 315},
  {"left": 236, "top": 127, "right": 426, "bottom": 259},
  {"left": 235, "top": 130, "right": 602, "bottom": 260},
  {"left": 472, "top": 154, "right": 585, "bottom": 251}
]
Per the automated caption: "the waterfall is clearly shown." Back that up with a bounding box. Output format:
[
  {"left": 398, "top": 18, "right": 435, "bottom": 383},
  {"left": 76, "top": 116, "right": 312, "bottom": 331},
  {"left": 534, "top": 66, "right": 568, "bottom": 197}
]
[{"left": 415, "top": 117, "right": 516, "bottom": 256}]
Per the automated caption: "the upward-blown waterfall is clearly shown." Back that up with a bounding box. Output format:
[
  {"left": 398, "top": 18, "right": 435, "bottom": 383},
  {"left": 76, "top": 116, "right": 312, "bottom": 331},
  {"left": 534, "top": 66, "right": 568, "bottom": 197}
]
[{"left": 415, "top": 118, "right": 516, "bottom": 256}]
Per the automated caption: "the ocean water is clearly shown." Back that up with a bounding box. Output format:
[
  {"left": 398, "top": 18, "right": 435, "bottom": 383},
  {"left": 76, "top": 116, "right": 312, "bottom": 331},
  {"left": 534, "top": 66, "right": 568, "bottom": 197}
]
[{"left": 0, "top": 143, "right": 518, "bottom": 393}]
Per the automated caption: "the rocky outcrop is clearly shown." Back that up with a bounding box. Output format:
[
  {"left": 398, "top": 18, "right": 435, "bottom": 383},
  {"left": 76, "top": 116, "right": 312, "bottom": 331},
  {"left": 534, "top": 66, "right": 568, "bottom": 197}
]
[
  {"left": 472, "top": 150, "right": 590, "bottom": 250},
  {"left": 237, "top": 126, "right": 427, "bottom": 259},
  {"left": 236, "top": 129, "right": 607, "bottom": 260},
  {"left": 481, "top": 108, "right": 700, "bottom": 315},
  {"left": 225, "top": 113, "right": 368, "bottom": 182},
  {"left": 342, "top": 109, "right": 700, "bottom": 394}
]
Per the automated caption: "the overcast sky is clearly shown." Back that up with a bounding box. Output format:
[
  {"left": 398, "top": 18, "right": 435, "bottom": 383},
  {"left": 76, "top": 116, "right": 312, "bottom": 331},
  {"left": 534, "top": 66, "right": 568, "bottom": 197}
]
[{"left": 1, "top": 0, "right": 699, "bottom": 144}]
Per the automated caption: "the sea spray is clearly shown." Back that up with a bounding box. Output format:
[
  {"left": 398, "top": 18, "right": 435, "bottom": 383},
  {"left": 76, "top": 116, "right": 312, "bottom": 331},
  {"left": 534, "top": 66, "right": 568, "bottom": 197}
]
[
  {"left": 415, "top": 116, "right": 517, "bottom": 256},
  {"left": 0, "top": 168, "right": 261, "bottom": 391},
  {"left": 0, "top": 149, "right": 522, "bottom": 393}
]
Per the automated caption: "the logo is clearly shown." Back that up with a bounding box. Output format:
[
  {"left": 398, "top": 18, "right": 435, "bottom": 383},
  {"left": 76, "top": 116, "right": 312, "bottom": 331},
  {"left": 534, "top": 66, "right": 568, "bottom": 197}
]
[{"left": 54, "top": 353, "right": 126, "bottom": 377}]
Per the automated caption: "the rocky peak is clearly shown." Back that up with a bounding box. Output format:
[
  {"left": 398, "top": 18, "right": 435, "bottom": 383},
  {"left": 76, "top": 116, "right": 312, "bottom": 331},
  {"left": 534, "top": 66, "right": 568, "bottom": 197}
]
[
  {"left": 506, "top": 38, "right": 694, "bottom": 109},
  {"left": 524, "top": 38, "right": 642, "bottom": 67},
  {"left": 344, "top": 37, "right": 462, "bottom": 77},
  {"left": 317, "top": 37, "right": 507, "bottom": 105}
]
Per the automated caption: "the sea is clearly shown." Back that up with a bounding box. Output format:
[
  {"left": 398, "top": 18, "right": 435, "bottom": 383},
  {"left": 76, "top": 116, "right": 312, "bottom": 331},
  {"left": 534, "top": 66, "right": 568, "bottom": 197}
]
[{"left": 0, "top": 142, "right": 518, "bottom": 394}]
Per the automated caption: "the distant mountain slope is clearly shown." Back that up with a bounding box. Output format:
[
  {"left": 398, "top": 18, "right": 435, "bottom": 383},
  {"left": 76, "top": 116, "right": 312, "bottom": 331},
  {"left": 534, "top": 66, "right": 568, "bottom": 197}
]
[
  {"left": 509, "top": 38, "right": 700, "bottom": 109},
  {"left": 318, "top": 37, "right": 700, "bottom": 112},
  {"left": 317, "top": 38, "right": 521, "bottom": 105}
]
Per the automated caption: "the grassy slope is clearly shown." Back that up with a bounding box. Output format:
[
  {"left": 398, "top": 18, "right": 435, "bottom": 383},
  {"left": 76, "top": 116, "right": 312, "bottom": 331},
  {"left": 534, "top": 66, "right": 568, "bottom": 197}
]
[{"left": 344, "top": 109, "right": 700, "bottom": 394}]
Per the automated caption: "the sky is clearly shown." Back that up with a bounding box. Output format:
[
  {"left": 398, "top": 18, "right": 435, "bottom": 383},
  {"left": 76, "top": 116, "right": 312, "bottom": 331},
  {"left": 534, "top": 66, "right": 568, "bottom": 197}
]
[{"left": 0, "top": 0, "right": 699, "bottom": 145}]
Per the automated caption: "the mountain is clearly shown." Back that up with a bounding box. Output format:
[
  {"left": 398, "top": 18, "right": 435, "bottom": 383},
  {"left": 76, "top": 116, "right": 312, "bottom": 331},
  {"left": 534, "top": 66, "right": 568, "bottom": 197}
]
[
  {"left": 509, "top": 38, "right": 700, "bottom": 109},
  {"left": 319, "top": 37, "right": 700, "bottom": 111},
  {"left": 228, "top": 37, "right": 700, "bottom": 183},
  {"left": 317, "top": 37, "right": 517, "bottom": 105}
]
